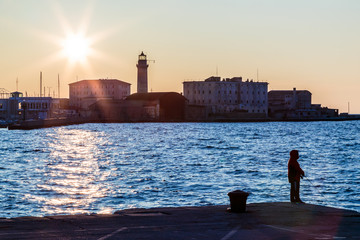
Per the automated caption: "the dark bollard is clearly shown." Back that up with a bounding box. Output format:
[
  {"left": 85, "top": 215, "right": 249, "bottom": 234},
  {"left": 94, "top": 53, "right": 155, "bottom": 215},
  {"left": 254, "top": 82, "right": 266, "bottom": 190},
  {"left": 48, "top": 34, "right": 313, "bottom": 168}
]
[{"left": 228, "top": 190, "right": 250, "bottom": 213}]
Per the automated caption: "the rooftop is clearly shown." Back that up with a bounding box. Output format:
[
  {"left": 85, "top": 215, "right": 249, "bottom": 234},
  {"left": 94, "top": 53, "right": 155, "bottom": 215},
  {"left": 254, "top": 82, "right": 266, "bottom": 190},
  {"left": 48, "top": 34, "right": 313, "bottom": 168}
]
[
  {"left": 126, "top": 92, "right": 185, "bottom": 101},
  {"left": 69, "top": 79, "right": 131, "bottom": 86}
]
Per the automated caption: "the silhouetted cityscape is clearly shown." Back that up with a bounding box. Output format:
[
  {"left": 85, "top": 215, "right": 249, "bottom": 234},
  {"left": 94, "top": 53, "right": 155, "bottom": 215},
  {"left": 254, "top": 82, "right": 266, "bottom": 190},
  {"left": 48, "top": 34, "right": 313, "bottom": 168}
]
[{"left": 0, "top": 52, "right": 359, "bottom": 129}]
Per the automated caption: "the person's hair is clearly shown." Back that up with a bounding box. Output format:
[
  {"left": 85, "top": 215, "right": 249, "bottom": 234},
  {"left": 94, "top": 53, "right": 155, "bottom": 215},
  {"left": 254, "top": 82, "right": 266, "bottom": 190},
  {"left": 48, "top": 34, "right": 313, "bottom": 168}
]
[{"left": 290, "top": 150, "right": 299, "bottom": 158}]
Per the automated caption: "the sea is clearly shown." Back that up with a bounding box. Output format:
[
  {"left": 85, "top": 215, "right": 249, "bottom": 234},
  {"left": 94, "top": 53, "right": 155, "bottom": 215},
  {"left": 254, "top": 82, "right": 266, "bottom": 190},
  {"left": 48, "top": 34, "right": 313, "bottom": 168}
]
[{"left": 0, "top": 121, "right": 359, "bottom": 218}]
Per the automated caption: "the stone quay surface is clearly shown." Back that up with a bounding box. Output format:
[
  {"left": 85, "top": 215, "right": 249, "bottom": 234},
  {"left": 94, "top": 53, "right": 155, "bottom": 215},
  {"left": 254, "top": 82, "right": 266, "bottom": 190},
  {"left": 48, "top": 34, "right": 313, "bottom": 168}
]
[{"left": 0, "top": 202, "right": 359, "bottom": 240}]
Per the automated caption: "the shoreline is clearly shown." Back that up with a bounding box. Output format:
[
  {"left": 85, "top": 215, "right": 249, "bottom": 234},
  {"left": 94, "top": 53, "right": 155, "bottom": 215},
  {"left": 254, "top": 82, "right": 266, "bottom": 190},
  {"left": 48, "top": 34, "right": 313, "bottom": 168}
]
[
  {"left": 6, "top": 116, "right": 360, "bottom": 130},
  {"left": 1, "top": 202, "right": 359, "bottom": 239}
]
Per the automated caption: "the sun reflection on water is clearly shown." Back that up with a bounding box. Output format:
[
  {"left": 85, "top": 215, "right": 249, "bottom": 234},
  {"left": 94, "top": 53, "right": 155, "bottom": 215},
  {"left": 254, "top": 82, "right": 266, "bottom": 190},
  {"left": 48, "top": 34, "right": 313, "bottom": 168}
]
[
  {"left": 26, "top": 128, "right": 111, "bottom": 216},
  {"left": 5, "top": 122, "right": 358, "bottom": 218}
]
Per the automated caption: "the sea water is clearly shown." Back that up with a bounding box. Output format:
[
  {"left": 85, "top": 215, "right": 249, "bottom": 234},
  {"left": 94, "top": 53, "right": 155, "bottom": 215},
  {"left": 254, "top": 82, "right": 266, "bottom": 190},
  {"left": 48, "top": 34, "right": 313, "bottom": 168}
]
[{"left": 0, "top": 121, "right": 359, "bottom": 217}]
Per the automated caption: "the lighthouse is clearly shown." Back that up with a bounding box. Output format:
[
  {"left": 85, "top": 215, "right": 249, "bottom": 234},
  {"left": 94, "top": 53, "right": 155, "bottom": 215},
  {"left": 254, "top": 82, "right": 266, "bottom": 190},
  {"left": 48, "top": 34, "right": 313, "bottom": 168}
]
[{"left": 137, "top": 51, "right": 148, "bottom": 93}]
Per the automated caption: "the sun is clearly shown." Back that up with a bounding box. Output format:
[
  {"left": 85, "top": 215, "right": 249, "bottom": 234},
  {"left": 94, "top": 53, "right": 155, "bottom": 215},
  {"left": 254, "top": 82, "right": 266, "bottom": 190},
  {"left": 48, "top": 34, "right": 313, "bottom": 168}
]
[
  {"left": 35, "top": 2, "right": 117, "bottom": 74},
  {"left": 62, "top": 33, "right": 91, "bottom": 63}
]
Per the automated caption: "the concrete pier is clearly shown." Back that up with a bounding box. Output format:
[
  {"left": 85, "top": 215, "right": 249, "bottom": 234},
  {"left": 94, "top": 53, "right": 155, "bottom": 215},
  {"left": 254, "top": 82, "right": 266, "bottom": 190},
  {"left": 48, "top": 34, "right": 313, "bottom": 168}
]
[{"left": 0, "top": 202, "right": 359, "bottom": 239}]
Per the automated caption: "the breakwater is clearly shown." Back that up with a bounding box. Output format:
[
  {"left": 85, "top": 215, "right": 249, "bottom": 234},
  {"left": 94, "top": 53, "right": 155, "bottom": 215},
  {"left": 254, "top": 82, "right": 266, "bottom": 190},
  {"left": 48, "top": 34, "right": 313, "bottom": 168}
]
[{"left": 6, "top": 115, "right": 360, "bottom": 130}]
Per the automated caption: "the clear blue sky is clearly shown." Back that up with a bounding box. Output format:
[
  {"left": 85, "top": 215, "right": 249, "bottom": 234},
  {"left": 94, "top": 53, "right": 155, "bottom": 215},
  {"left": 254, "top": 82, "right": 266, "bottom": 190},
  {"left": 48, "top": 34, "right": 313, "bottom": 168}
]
[{"left": 0, "top": 0, "right": 359, "bottom": 113}]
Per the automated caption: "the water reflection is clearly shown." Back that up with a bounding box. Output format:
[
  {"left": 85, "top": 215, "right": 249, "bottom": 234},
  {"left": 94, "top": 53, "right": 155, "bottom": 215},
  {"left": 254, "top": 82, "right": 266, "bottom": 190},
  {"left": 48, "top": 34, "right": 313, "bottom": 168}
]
[
  {"left": 1, "top": 121, "right": 358, "bottom": 218},
  {"left": 26, "top": 128, "right": 111, "bottom": 215}
]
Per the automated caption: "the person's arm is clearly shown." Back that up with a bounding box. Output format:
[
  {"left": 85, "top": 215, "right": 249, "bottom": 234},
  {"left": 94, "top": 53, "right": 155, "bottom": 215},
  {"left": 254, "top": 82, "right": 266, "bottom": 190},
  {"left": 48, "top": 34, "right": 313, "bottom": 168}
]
[
  {"left": 299, "top": 166, "right": 305, "bottom": 177},
  {"left": 294, "top": 161, "right": 305, "bottom": 177}
]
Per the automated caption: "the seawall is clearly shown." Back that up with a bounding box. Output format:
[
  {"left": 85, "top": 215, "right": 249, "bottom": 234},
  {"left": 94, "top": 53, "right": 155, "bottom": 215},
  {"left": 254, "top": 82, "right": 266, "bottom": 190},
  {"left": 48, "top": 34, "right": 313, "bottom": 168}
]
[
  {"left": 0, "top": 202, "right": 359, "bottom": 239},
  {"left": 7, "top": 116, "right": 360, "bottom": 130}
]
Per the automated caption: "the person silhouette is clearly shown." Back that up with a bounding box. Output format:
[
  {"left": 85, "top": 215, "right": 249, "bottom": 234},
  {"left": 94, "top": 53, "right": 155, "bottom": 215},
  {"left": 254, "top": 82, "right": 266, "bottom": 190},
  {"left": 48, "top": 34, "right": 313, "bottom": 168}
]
[{"left": 288, "top": 150, "right": 305, "bottom": 203}]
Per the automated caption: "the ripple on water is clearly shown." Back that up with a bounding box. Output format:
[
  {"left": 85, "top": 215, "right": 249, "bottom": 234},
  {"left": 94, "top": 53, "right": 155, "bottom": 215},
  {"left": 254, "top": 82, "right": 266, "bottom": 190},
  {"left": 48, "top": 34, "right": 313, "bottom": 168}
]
[{"left": 0, "top": 121, "right": 359, "bottom": 217}]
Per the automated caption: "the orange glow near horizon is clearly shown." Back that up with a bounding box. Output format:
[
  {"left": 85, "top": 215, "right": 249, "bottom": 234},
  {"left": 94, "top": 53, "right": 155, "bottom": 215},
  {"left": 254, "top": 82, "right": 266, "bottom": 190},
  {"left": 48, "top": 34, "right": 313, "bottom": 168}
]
[{"left": 0, "top": 1, "right": 359, "bottom": 113}]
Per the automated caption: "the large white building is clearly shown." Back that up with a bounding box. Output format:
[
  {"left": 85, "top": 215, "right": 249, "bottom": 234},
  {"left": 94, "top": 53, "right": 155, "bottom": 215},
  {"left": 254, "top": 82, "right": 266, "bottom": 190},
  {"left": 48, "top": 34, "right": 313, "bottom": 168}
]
[
  {"left": 183, "top": 76, "right": 268, "bottom": 116},
  {"left": 69, "top": 79, "right": 131, "bottom": 109}
]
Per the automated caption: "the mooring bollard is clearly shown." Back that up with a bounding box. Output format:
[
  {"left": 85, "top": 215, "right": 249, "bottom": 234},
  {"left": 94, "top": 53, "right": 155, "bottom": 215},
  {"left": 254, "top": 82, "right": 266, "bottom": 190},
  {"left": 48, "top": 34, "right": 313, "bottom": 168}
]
[{"left": 227, "top": 190, "right": 250, "bottom": 213}]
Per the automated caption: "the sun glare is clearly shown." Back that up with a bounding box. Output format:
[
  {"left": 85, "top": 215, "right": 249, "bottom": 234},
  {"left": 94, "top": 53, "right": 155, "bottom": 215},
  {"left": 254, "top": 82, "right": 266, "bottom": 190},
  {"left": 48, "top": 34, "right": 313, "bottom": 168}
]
[
  {"left": 62, "top": 33, "right": 90, "bottom": 63},
  {"left": 35, "top": 2, "right": 116, "bottom": 76}
]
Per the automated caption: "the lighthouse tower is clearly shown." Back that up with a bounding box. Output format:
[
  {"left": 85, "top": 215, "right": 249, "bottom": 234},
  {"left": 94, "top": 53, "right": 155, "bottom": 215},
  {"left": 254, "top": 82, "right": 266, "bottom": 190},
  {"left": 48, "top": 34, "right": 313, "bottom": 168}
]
[{"left": 137, "top": 51, "right": 148, "bottom": 93}]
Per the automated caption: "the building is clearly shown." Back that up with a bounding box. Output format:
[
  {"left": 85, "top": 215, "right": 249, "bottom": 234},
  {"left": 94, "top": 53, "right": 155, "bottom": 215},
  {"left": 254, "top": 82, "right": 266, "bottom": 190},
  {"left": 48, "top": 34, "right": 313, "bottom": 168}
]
[
  {"left": 125, "top": 92, "right": 186, "bottom": 121},
  {"left": 89, "top": 92, "right": 186, "bottom": 122},
  {"left": 183, "top": 76, "right": 268, "bottom": 119},
  {"left": 0, "top": 91, "right": 52, "bottom": 121},
  {"left": 0, "top": 88, "right": 11, "bottom": 120},
  {"left": 268, "top": 88, "right": 311, "bottom": 113},
  {"left": 268, "top": 88, "right": 338, "bottom": 119},
  {"left": 50, "top": 98, "right": 74, "bottom": 118},
  {"left": 137, "top": 51, "right": 149, "bottom": 93},
  {"left": 69, "top": 79, "right": 131, "bottom": 110}
]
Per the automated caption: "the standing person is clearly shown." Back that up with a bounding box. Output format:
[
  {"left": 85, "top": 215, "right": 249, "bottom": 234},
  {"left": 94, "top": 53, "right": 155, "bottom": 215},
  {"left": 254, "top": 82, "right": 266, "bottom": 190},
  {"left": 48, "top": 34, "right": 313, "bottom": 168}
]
[{"left": 288, "top": 150, "right": 305, "bottom": 203}]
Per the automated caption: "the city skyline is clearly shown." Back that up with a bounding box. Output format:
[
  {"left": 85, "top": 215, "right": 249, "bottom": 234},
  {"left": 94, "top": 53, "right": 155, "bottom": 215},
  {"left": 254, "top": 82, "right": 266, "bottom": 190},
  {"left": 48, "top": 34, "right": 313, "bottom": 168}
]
[{"left": 0, "top": 0, "right": 359, "bottom": 113}]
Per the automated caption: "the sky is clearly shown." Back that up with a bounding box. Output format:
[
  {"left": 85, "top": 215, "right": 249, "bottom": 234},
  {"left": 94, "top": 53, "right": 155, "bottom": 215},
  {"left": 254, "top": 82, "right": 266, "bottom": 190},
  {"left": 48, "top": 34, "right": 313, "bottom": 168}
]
[{"left": 0, "top": 0, "right": 359, "bottom": 113}]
